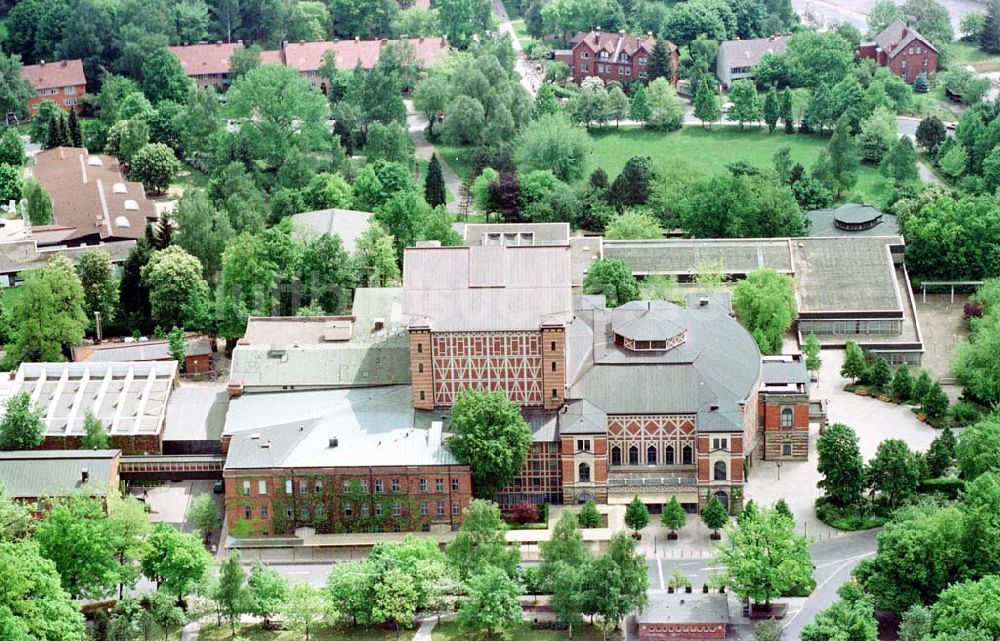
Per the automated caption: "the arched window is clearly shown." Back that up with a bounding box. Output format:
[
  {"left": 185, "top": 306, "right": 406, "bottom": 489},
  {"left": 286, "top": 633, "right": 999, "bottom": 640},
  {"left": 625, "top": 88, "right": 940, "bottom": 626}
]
[
  {"left": 713, "top": 491, "right": 730, "bottom": 511},
  {"left": 781, "top": 408, "right": 793, "bottom": 429},
  {"left": 611, "top": 446, "right": 622, "bottom": 466},
  {"left": 782, "top": 443, "right": 793, "bottom": 457},
  {"left": 646, "top": 446, "right": 657, "bottom": 465},
  {"left": 628, "top": 446, "right": 639, "bottom": 465},
  {"left": 682, "top": 445, "right": 693, "bottom": 465},
  {"left": 714, "top": 461, "right": 727, "bottom": 481},
  {"left": 578, "top": 462, "right": 591, "bottom": 483},
  {"left": 665, "top": 445, "right": 675, "bottom": 465}
]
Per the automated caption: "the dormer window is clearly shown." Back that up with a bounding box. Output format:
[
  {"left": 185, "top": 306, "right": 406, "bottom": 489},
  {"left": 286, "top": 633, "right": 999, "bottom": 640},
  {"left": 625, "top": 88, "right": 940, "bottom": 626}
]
[
  {"left": 620, "top": 53, "right": 630, "bottom": 62},
  {"left": 112, "top": 182, "right": 127, "bottom": 194},
  {"left": 600, "top": 51, "right": 609, "bottom": 59},
  {"left": 612, "top": 307, "right": 687, "bottom": 352}
]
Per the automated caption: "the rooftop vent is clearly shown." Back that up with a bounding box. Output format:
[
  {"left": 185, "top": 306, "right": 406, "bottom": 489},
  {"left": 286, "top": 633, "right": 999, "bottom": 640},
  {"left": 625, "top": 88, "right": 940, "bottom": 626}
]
[
  {"left": 112, "top": 182, "right": 127, "bottom": 194},
  {"left": 323, "top": 320, "right": 353, "bottom": 342},
  {"left": 260, "top": 440, "right": 271, "bottom": 449},
  {"left": 329, "top": 437, "right": 339, "bottom": 448},
  {"left": 699, "top": 297, "right": 710, "bottom": 307},
  {"left": 249, "top": 433, "right": 260, "bottom": 440},
  {"left": 87, "top": 157, "right": 103, "bottom": 166},
  {"left": 123, "top": 199, "right": 139, "bottom": 211}
]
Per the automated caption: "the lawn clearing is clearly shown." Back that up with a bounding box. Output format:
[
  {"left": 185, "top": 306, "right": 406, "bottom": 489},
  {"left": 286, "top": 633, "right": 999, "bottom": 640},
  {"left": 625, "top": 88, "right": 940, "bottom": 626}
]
[
  {"left": 946, "top": 40, "right": 1000, "bottom": 71},
  {"left": 588, "top": 126, "right": 903, "bottom": 205},
  {"left": 433, "top": 621, "right": 615, "bottom": 641},
  {"left": 431, "top": 143, "right": 475, "bottom": 183},
  {"left": 194, "top": 622, "right": 405, "bottom": 641}
]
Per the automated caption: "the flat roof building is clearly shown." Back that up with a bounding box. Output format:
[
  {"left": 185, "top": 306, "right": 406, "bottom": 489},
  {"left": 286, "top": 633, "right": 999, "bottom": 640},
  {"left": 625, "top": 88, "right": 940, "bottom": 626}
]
[
  {"left": 807, "top": 204, "right": 899, "bottom": 237},
  {"left": 636, "top": 593, "right": 730, "bottom": 641}
]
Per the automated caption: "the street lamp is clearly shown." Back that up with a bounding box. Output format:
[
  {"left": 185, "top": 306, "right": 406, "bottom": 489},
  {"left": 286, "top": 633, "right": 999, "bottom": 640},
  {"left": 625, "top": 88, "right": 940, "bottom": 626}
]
[{"left": 776, "top": 460, "right": 782, "bottom": 481}]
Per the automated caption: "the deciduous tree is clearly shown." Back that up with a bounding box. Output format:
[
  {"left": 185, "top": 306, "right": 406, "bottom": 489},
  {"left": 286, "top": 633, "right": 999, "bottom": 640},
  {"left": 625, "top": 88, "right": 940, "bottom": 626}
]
[
  {"left": 4, "top": 255, "right": 87, "bottom": 366},
  {"left": 866, "top": 439, "right": 921, "bottom": 508},
  {"left": 732, "top": 268, "right": 797, "bottom": 354},
  {"left": 446, "top": 500, "right": 520, "bottom": 580},
  {"left": 583, "top": 258, "right": 640, "bottom": 308},
  {"left": 817, "top": 423, "right": 865, "bottom": 507},
  {"left": 141, "top": 246, "right": 210, "bottom": 330},
  {"left": 457, "top": 565, "right": 522, "bottom": 641},
  {"left": 701, "top": 495, "right": 729, "bottom": 537},
  {"left": 129, "top": 143, "right": 181, "bottom": 194},
  {"left": 76, "top": 250, "right": 119, "bottom": 328},
  {"left": 448, "top": 391, "right": 532, "bottom": 500},
  {"left": 0, "top": 393, "right": 44, "bottom": 451}
]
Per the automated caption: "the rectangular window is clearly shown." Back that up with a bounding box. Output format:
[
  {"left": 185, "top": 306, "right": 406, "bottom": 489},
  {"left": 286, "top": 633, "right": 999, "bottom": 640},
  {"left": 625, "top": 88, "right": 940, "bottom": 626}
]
[
  {"left": 300, "top": 506, "right": 309, "bottom": 519},
  {"left": 532, "top": 478, "right": 541, "bottom": 487},
  {"left": 375, "top": 480, "right": 384, "bottom": 494},
  {"left": 581, "top": 52, "right": 589, "bottom": 59},
  {"left": 314, "top": 480, "right": 323, "bottom": 493},
  {"left": 712, "top": 438, "right": 728, "bottom": 451},
  {"left": 258, "top": 480, "right": 267, "bottom": 495},
  {"left": 392, "top": 479, "right": 401, "bottom": 493},
  {"left": 344, "top": 503, "right": 353, "bottom": 516},
  {"left": 420, "top": 479, "right": 428, "bottom": 492},
  {"left": 360, "top": 480, "right": 368, "bottom": 493},
  {"left": 343, "top": 481, "right": 351, "bottom": 494},
  {"left": 624, "top": 68, "right": 631, "bottom": 76},
  {"left": 65, "top": 85, "right": 76, "bottom": 95},
  {"left": 577, "top": 439, "right": 591, "bottom": 452},
  {"left": 639, "top": 71, "right": 647, "bottom": 78},
  {"left": 453, "top": 500, "right": 461, "bottom": 515},
  {"left": 244, "top": 505, "right": 252, "bottom": 519},
  {"left": 286, "top": 505, "right": 294, "bottom": 518},
  {"left": 437, "top": 501, "right": 445, "bottom": 517},
  {"left": 360, "top": 503, "right": 369, "bottom": 517},
  {"left": 316, "top": 504, "right": 326, "bottom": 519},
  {"left": 451, "top": 478, "right": 459, "bottom": 492},
  {"left": 299, "top": 480, "right": 308, "bottom": 494},
  {"left": 393, "top": 502, "right": 402, "bottom": 517},
  {"left": 285, "top": 480, "right": 293, "bottom": 495},
  {"left": 242, "top": 480, "right": 251, "bottom": 496},
  {"left": 581, "top": 64, "right": 589, "bottom": 72},
  {"left": 260, "top": 504, "right": 268, "bottom": 518},
  {"left": 421, "top": 502, "right": 429, "bottom": 516},
  {"left": 436, "top": 479, "right": 444, "bottom": 492},
  {"left": 375, "top": 503, "right": 383, "bottom": 516}
]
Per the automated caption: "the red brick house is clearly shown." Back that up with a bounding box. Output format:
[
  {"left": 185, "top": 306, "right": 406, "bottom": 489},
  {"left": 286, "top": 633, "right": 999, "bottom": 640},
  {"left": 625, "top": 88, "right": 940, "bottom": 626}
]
[
  {"left": 22, "top": 59, "right": 86, "bottom": 114},
  {"left": 859, "top": 19, "right": 938, "bottom": 83},
  {"left": 555, "top": 29, "right": 677, "bottom": 86}
]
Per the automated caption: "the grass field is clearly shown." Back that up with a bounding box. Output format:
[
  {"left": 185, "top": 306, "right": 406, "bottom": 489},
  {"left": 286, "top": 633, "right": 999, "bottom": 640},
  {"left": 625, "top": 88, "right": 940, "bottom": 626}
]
[
  {"left": 434, "top": 622, "right": 615, "bottom": 641},
  {"left": 192, "top": 623, "right": 405, "bottom": 641},
  {"left": 431, "top": 143, "right": 475, "bottom": 183},
  {"left": 587, "top": 126, "right": 901, "bottom": 204},
  {"left": 946, "top": 40, "right": 1000, "bottom": 69}
]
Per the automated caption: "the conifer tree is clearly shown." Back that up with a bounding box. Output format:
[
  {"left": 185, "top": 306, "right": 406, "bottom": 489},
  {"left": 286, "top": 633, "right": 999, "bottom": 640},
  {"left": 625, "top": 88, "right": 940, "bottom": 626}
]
[
  {"left": 983, "top": 0, "right": 1000, "bottom": 54},
  {"left": 68, "top": 108, "right": 82, "bottom": 147},
  {"left": 763, "top": 87, "right": 780, "bottom": 133},
  {"left": 647, "top": 42, "right": 674, "bottom": 83},
  {"left": 424, "top": 153, "right": 446, "bottom": 208},
  {"left": 630, "top": 85, "right": 651, "bottom": 125},
  {"left": 781, "top": 88, "right": 794, "bottom": 133}
]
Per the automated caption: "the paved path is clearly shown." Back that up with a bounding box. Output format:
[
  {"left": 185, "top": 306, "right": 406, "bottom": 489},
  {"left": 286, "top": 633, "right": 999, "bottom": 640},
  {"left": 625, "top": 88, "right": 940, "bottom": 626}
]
[
  {"left": 406, "top": 104, "right": 464, "bottom": 213},
  {"left": 181, "top": 621, "right": 201, "bottom": 641},
  {"left": 492, "top": 0, "right": 541, "bottom": 96},
  {"left": 413, "top": 618, "right": 438, "bottom": 641}
]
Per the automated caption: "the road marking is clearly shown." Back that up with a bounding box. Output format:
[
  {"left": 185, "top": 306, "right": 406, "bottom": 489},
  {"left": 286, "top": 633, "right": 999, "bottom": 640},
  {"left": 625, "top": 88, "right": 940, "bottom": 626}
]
[
  {"left": 285, "top": 571, "right": 310, "bottom": 575},
  {"left": 782, "top": 551, "right": 875, "bottom": 630},
  {"left": 657, "top": 558, "right": 665, "bottom": 591}
]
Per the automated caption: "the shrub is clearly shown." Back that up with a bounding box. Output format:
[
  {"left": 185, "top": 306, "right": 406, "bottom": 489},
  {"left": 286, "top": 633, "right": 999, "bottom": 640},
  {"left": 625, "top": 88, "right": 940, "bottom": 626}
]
[
  {"left": 949, "top": 400, "right": 983, "bottom": 426},
  {"left": 918, "top": 477, "right": 965, "bottom": 499},
  {"left": 964, "top": 301, "right": 984, "bottom": 320},
  {"left": 814, "top": 496, "right": 887, "bottom": 531},
  {"left": 510, "top": 502, "right": 539, "bottom": 524},
  {"left": 577, "top": 499, "right": 602, "bottom": 528}
]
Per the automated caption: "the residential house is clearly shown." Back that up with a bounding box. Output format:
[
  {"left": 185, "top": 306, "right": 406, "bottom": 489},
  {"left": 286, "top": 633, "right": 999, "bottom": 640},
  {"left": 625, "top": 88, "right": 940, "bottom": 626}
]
[
  {"left": 555, "top": 29, "right": 676, "bottom": 85},
  {"left": 29, "top": 147, "right": 157, "bottom": 248},
  {"left": 22, "top": 59, "right": 86, "bottom": 114},
  {"left": 859, "top": 19, "right": 937, "bottom": 83},
  {"left": 168, "top": 42, "right": 243, "bottom": 91},
  {"left": 715, "top": 35, "right": 789, "bottom": 88}
]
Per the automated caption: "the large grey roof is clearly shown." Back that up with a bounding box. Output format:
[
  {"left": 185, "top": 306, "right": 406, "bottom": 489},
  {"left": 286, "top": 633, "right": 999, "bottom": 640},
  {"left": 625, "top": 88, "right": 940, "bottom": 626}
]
[
  {"left": 807, "top": 205, "right": 899, "bottom": 238},
  {"left": 0, "top": 449, "right": 120, "bottom": 498},
  {"left": 290, "top": 208, "right": 371, "bottom": 254},
  {"left": 403, "top": 244, "right": 574, "bottom": 331},
  {"left": 637, "top": 593, "right": 730, "bottom": 625},
  {"left": 761, "top": 356, "right": 808, "bottom": 386},
  {"left": 603, "top": 239, "right": 794, "bottom": 276},
  {"left": 224, "top": 386, "right": 459, "bottom": 470},
  {"left": 230, "top": 288, "right": 411, "bottom": 389},
  {"left": 568, "top": 298, "right": 760, "bottom": 432},
  {"left": 794, "top": 236, "right": 903, "bottom": 313},
  {"left": 717, "top": 35, "right": 789, "bottom": 67}
]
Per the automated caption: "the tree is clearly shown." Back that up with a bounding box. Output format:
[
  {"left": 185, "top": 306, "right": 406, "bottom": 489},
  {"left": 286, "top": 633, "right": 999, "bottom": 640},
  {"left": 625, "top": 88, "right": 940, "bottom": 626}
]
[
  {"left": 881, "top": 136, "right": 918, "bottom": 187},
  {"left": 142, "top": 246, "right": 210, "bottom": 331},
  {"left": 957, "top": 415, "right": 1000, "bottom": 480},
  {"left": 674, "top": 173, "right": 806, "bottom": 239},
  {"left": 604, "top": 209, "right": 661, "bottom": 240},
  {"left": 985, "top": 0, "right": 1000, "bottom": 54},
  {"left": 693, "top": 77, "right": 722, "bottom": 128},
  {"left": 800, "top": 585, "right": 877, "bottom": 641},
  {"left": 660, "top": 496, "right": 687, "bottom": 537},
  {"left": 354, "top": 222, "right": 401, "bottom": 287},
  {"left": 867, "top": 439, "right": 921, "bottom": 508},
  {"left": 514, "top": 114, "right": 593, "bottom": 182},
  {"left": 582, "top": 534, "right": 649, "bottom": 641},
  {"left": 728, "top": 80, "right": 761, "bottom": 129},
  {"left": 35, "top": 496, "right": 121, "bottom": 599},
  {"left": 298, "top": 234, "right": 355, "bottom": 314},
  {"left": 534, "top": 83, "right": 560, "bottom": 118},
  {"left": 781, "top": 87, "right": 794, "bottom": 133},
  {"left": 446, "top": 500, "right": 520, "bottom": 580},
  {"left": 0, "top": 163, "right": 22, "bottom": 204},
  {"left": 630, "top": 85, "right": 651, "bottom": 125},
  {"left": 280, "top": 583, "right": 327, "bottom": 641},
  {"left": 898, "top": 604, "right": 933, "bottom": 641},
  {"left": 647, "top": 40, "right": 676, "bottom": 82},
  {"left": 0, "top": 129, "right": 25, "bottom": 168},
  {"left": 187, "top": 493, "right": 221, "bottom": 539},
  {"left": 23, "top": 179, "right": 52, "bottom": 226},
  {"left": 577, "top": 499, "right": 602, "bottom": 528},
  {"left": 610, "top": 156, "right": 655, "bottom": 209},
  {"left": 215, "top": 550, "right": 247, "bottom": 635},
  {"left": 915, "top": 116, "right": 947, "bottom": 156},
  {"left": 817, "top": 423, "right": 865, "bottom": 507},
  {"left": 858, "top": 106, "right": 898, "bottom": 164},
  {"left": 803, "top": 335, "right": 822, "bottom": 374},
  {"left": 607, "top": 86, "right": 631, "bottom": 128},
  {"left": 105, "top": 494, "right": 152, "bottom": 600},
  {"left": 141, "top": 47, "right": 193, "bottom": 104},
  {"left": 931, "top": 575, "right": 1000, "bottom": 638},
  {"left": 448, "top": 390, "right": 532, "bottom": 500},
  {"left": 0, "top": 482, "right": 31, "bottom": 541},
  {"left": 0, "top": 539, "right": 85, "bottom": 641},
  {"left": 938, "top": 144, "right": 968, "bottom": 180},
  {"left": 540, "top": 509, "right": 589, "bottom": 584},
  {"left": 921, "top": 381, "right": 949, "bottom": 419},
  {"left": 925, "top": 427, "right": 956, "bottom": 478},
  {"left": 717, "top": 505, "right": 812, "bottom": 612},
  {"left": 424, "top": 154, "right": 446, "bottom": 208},
  {"left": 900, "top": 0, "right": 953, "bottom": 48},
  {"left": 246, "top": 562, "right": 288, "bottom": 629},
  {"left": 4, "top": 256, "right": 87, "bottom": 366},
  {"left": 457, "top": 565, "right": 522, "bottom": 641},
  {"left": 583, "top": 258, "right": 640, "bottom": 308},
  {"left": 373, "top": 569, "right": 420, "bottom": 638},
  {"left": 119, "top": 238, "right": 154, "bottom": 334},
  {"left": 129, "top": 143, "right": 180, "bottom": 194},
  {"left": 624, "top": 495, "right": 650, "bottom": 535},
  {"left": 105, "top": 117, "right": 149, "bottom": 165},
  {"left": 891, "top": 365, "right": 913, "bottom": 402},
  {"left": 826, "top": 116, "right": 860, "bottom": 197},
  {"left": 912, "top": 369, "right": 932, "bottom": 403},
  {"left": 76, "top": 250, "right": 119, "bottom": 328},
  {"left": 841, "top": 341, "right": 867, "bottom": 383},
  {"left": 0, "top": 53, "right": 32, "bottom": 119},
  {"left": 901, "top": 194, "right": 1000, "bottom": 282},
  {"left": 866, "top": 355, "right": 893, "bottom": 391},
  {"left": 551, "top": 562, "right": 585, "bottom": 639},
  {"left": 763, "top": 87, "right": 780, "bottom": 133},
  {"left": 81, "top": 412, "right": 109, "bottom": 450},
  {"left": 0, "top": 393, "right": 44, "bottom": 451},
  {"left": 959, "top": 472, "right": 1000, "bottom": 579},
  {"left": 732, "top": 269, "right": 798, "bottom": 355},
  {"left": 141, "top": 523, "right": 212, "bottom": 600},
  {"left": 701, "top": 495, "right": 729, "bottom": 537},
  {"left": 646, "top": 77, "right": 684, "bottom": 131},
  {"left": 173, "top": 190, "right": 233, "bottom": 278}
]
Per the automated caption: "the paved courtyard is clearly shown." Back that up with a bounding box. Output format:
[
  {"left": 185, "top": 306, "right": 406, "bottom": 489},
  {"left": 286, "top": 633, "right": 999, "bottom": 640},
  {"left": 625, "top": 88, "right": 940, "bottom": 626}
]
[{"left": 914, "top": 293, "right": 970, "bottom": 383}]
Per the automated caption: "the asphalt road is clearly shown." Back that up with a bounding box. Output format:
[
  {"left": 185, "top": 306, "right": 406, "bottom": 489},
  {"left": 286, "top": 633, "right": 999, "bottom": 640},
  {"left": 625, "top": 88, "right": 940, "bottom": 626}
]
[{"left": 792, "top": 0, "right": 982, "bottom": 31}]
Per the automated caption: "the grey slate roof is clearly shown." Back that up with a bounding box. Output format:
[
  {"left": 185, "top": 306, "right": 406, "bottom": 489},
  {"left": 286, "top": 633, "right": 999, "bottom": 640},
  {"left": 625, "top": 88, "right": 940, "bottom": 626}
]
[
  {"left": 613, "top": 308, "right": 684, "bottom": 342},
  {"left": 637, "top": 593, "right": 730, "bottom": 625},
  {"left": 403, "top": 244, "right": 574, "bottom": 331},
  {"left": 224, "top": 386, "right": 459, "bottom": 470},
  {"left": 0, "top": 449, "right": 120, "bottom": 498},
  {"left": 761, "top": 356, "right": 808, "bottom": 386},
  {"left": 717, "top": 35, "right": 789, "bottom": 68},
  {"left": 794, "top": 236, "right": 903, "bottom": 313},
  {"left": 807, "top": 205, "right": 899, "bottom": 238},
  {"left": 603, "top": 238, "right": 794, "bottom": 276},
  {"left": 290, "top": 208, "right": 372, "bottom": 254},
  {"left": 567, "top": 298, "right": 760, "bottom": 432}
]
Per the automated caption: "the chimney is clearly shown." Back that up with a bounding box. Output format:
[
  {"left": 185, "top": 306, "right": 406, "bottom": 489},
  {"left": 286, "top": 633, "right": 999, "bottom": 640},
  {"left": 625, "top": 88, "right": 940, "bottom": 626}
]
[
  {"left": 699, "top": 297, "right": 710, "bottom": 307},
  {"left": 373, "top": 317, "right": 385, "bottom": 331},
  {"left": 40, "top": 60, "right": 46, "bottom": 66},
  {"left": 329, "top": 437, "right": 339, "bottom": 448},
  {"left": 81, "top": 468, "right": 89, "bottom": 484},
  {"left": 227, "top": 379, "right": 245, "bottom": 399}
]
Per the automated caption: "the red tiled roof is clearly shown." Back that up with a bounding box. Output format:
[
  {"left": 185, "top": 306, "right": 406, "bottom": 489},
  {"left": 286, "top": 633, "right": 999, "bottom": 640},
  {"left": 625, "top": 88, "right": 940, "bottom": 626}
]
[
  {"left": 260, "top": 49, "right": 284, "bottom": 65},
  {"left": 570, "top": 30, "right": 671, "bottom": 55},
  {"left": 22, "top": 59, "right": 86, "bottom": 91},
  {"left": 874, "top": 19, "right": 938, "bottom": 57},
  {"left": 282, "top": 37, "right": 448, "bottom": 72},
  {"left": 168, "top": 42, "right": 242, "bottom": 76}
]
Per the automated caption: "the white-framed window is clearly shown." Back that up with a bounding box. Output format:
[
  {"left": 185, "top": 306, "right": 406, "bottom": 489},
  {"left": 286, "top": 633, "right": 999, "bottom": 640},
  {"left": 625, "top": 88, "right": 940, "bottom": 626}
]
[
  {"left": 360, "top": 503, "right": 369, "bottom": 517},
  {"left": 639, "top": 57, "right": 647, "bottom": 64},
  {"left": 242, "top": 480, "right": 251, "bottom": 496},
  {"left": 437, "top": 501, "right": 445, "bottom": 517},
  {"left": 393, "top": 502, "right": 402, "bottom": 517},
  {"left": 260, "top": 504, "right": 268, "bottom": 518},
  {"left": 624, "top": 67, "right": 631, "bottom": 76},
  {"left": 314, "top": 480, "right": 323, "bottom": 493},
  {"left": 451, "top": 478, "right": 459, "bottom": 492},
  {"left": 258, "top": 480, "right": 267, "bottom": 495},
  {"left": 436, "top": 478, "right": 444, "bottom": 492},
  {"left": 577, "top": 439, "right": 591, "bottom": 452},
  {"left": 391, "top": 479, "right": 401, "bottom": 492},
  {"left": 639, "top": 71, "right": 647, "bottom": 79},
  {"left": 581, "top": 64, "right": 589, "bottom": 72},
  {"left": 781, "top": 408, "right": 794, "bottom": 429},
  {"left": 64, "top": 98, "right": 78, "bottom": 106},
  {"left": 299, "top": 480, "right": 308, "bottom": 494},
  {"left": 712, "top": 437, "right": 728, "bottom": 451},
  {"left": 375, "top": 479, "right": 384, "bottom": 494},
  {"left": 244, "top": 505, "right": 252, "bottom": 519},
  {"left": 581, "top": 52, "right": 589, "bottom": 59},
  {"left": 453, "top": 500, "right": 461, "bottom": 515},
  {"left": 65, "top": 85, "right": 76, "bottom": 95},
  {"left": 285, "top": 480, "right": 293, "bottom": 495},
  {"left": 420, "top": 479, "right": 428, "bottom": 492},
  {"left": 420, "top": 502, "right": 429, "bottom": 516},
  {"left": 375, "top": 503, "right": 383, "bottom": 516}
]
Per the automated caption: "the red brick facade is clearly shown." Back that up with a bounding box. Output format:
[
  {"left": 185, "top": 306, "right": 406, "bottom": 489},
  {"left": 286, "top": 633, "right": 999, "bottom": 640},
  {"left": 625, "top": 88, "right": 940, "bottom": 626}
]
[
  {"left": 859, "top": 21, "right": 937, "bottom": 83},
  {"left": 224, "top": 465, "right": 473, "bottom": 536},
  {"left": 558, "top": 30, "right": 678, "bottom": 86},
  {"left": 638, "top": 622, "right": 726, "bottom": 640},
  {"left": 559, "top": 433, "right": 608, "bottom": 504},
  {"left": 22, "top": 60, "right": 87, "bottom": 114}
]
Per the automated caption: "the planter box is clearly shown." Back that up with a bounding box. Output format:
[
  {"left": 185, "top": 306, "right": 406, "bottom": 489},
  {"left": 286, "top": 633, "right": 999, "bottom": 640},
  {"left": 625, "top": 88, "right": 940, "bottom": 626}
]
[
  {"left": 710, "top": 532, "right": 722, "bottom": 540},
  {"left": 854, "top": 389, "right": 869, "bottom": 397},
  {"left": 878, "top": 395, "right": 892, "bottom": 402},
  {"left": 666, "top": 532, "right": 678, "bottom": 540}
]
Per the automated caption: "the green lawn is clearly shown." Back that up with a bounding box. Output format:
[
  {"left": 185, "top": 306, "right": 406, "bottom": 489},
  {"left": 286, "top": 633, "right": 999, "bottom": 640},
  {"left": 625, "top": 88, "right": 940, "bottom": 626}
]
[
  {"left": 434, "top": 622, "right": 615, "bottom": 641},
  {"left": 587, "top": 126, "right": 901, "bottom": 204},
  {"left": 946, "top": 40, "right": 1000, "bottom": 69},
  {"left": 194, "top": 623, "right": 405, "bottom": 641},
  {"left": 431, "top": 143, "right": 475, "bottom": 183}
]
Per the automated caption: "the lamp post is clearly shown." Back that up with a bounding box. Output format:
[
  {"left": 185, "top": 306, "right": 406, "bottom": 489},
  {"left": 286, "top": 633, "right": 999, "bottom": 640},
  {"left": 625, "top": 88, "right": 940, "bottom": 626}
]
[{"left": 776, "top": 460, "right": 782, "bottom": 481}]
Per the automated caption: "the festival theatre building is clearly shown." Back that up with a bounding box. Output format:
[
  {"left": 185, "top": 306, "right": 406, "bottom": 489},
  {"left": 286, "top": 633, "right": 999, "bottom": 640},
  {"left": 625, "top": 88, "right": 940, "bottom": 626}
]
[{"left": 402, "top": 242, "right": 811, "bottom": 514}]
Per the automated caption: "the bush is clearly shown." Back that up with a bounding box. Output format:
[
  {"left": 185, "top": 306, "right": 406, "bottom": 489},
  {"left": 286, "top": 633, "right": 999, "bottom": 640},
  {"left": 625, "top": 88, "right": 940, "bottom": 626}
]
[
  {"left": 949, "top": 400, "right": 983, "bottom": 426},
  {"left": 918, "top": 477, "right": 965, "bottom": 499},
  {"left": 965, "top": 301, "right": 984, "bottom": 320},
  {"left": 510, "top": 501, "right": 540, "bottom": 524},
  {"left": 815, "top": 497, "right": 888, "bottom": 531}
]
